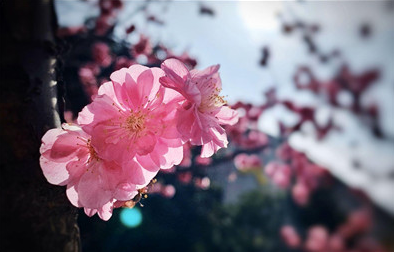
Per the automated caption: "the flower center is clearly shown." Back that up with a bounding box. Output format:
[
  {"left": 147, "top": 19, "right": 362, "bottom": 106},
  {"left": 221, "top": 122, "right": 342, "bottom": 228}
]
[
  {"left": 87, "top": 139, "right": 99, "bottom": 163},
  {"left": 200, "top": 86, "right": 227, "bottom": 111},
  {"left": 125, "top": 110, "right": 146, "bottom": 133}
]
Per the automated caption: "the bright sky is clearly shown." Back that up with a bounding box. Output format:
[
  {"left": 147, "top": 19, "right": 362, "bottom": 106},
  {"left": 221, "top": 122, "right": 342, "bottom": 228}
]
[{"left": 56, "top": 0, "right": 394, "bottom": 214}]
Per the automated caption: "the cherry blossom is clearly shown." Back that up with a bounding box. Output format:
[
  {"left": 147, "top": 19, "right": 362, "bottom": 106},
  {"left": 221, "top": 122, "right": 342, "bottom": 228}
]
[
  {"left": 39, "top": 124, "right": 145, "bottom": 220},
  {"left": 132, "top": 35, "right": 153, "bottom": 57},
  {"left": 280, "top": 225, "right": 301, "bottom": 249},
  {"left": 160, "top": 58, "right": 239, "bottom": 157},
  {"left": 195, "top": 155, "right": 212, "bottom": 166},
  {"left": 291, "top": 181, "right": 310, "bottom": 206},
  {"left": 234, "top": 153, "right": 262, "bottom": 172},
  {"left": 78, "top": 64, "right": 184, "bottom": 174},
  {"left": 92, "top": 42, "right": 112, "bottom": 67},
  {"left": 304, "top": 226, "right": 329, "bottom": 252}
]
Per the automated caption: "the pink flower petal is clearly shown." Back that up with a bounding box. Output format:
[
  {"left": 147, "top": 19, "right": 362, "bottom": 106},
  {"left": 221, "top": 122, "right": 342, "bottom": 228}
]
[
  {"left": 66, "top": 184, "right": 81, "bottom": 207},
  {"left": 84, "top": 208, "right": 97, "bottom": 217},
  {"left": 39, "top": 156, "right": 70, "bottom": 186},
  {"left": 215, "top": 106, "right": 239, "bottom": 126},
  {"left": 77, "top": 168, "right": 113, "bottom": 209},
  {"left": 97, "top": 200, "right": 114, "bottom": 221}
]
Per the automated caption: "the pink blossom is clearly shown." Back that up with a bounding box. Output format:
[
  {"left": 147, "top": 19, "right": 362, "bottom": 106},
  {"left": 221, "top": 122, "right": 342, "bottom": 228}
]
[
  {"left": 291, "top": 151, "right": 309, "bottom": 176},
  {"left": 99, "top": 0, "right": 123, "bottom": 15},
  {"left": 177, "top": 171, "right": 192, "bottom": 184},
  {"left": 92, "top": 42, "right": 112, "bottom": 67},
  {"left": 179, "top": 142, "right": 192, "bottom": 167},
  {"left": 160, "top": 58, "right": 238, "bottom": 157},
  {"left": 78, "top": 63, "right": 100, "bottom": 99},
  {"left": 265, "top": 162, "right": 292, "bottom": 189},
  {"left": 95, "top": 14, "right": 114, "bottom": 36},
  {"left": 194, "top": 177, "right": 210, "bottom": 189},
  {"left": 272, "top": 165, "right": 291, "bottom": 189},
  {"left": 338, "top": 208, "right": 372, "bottom": 238},
  {"left": 305, "top": 225, "right": 329, "bottom": 252},
  {"left": 327, "top": 234, "right": 345, "bottom": 251},
  {"left": 132, "top": 35, "right": 152, "bottom": 57},
  {"left": 234, "top": 153, "right": 248, "bottom": 170},
  {"left": 264, "top": 161, "right": 280, "bottom": 177},
  {"left": 64, "top": 111, "right": 75, "bottom": 124},
  {"left": 234, "top": 153, "right": 262, "bottom": 172},
  {"left": 280, "top": 225, "right": 301, "bottom": 249},
  {"left": 162, "top": 184, "right": 176, "bottom": 198},
  {"left": 79, "top": 64, "right": 98, "bottom": 87},
  {"left": 224, "top": 116, "right": 248, "bottom": 147},
  {"left": 300, "top": 164, "right": 328, "bottom": 190},
  {"left": 347, "top": 208, "right": 372, "bottom": 233},
  {"left": 292, "top": 181, "right": 310, "bottom": 206},
  {"left": 246, "top": 105, "right": 263, "bottom": 121},
  {"left": 147, "top": 182, "right": 175, "bottom": 198},
  {"left": 241, "top": 130, "right": 268, "bottom": 149},
  {"left": 352, "top": 237, "right": 384, "bottom": 251},
  {"left": 275, "top": 142, "right": 294, "bottom": 161},
  {"left": 337, "top": 223, "right": 353, "bottom": 240},
  {"left": 195, "top": 155, "right": 212, "bottom": 166},
  {"left": 149, "top": 181, "right": 163, "bottom": 194},
  {"left": 39, "top": 124, "right": 145, "bottom": 220},
  {"left": 114, "top": 56, "right": 135, "bottom": 71},
  {"left": 78, "top": 64, "right": 184, "bottom": 176}
]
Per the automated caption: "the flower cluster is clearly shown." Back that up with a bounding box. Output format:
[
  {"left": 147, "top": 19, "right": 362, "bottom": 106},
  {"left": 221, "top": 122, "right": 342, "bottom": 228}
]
[
  {"left": 40, "top": 59, "right": 238, "bottom": 220},
  {"left": 265, "top": 142, "right": 330, "bottom": 206},
  {"left": 234, "top": 153, "right": 262, "bottom": 172},
  {"left": 280, "top": 208, "right": 381, "bottom": 251}
]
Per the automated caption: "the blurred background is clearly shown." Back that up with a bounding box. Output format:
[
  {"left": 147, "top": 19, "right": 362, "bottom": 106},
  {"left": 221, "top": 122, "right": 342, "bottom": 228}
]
[{"left": 54, "top": 0, "right": 394, "bottom": 251}]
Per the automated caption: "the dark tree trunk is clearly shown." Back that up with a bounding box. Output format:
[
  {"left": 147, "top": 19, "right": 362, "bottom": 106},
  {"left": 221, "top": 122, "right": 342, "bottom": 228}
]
[{"left": 0, "top": 0, "right": 80, "bottom": 251}]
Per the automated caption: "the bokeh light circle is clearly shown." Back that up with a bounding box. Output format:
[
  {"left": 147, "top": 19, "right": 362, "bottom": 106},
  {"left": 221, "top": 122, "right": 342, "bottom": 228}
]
[{"left": 119, "top": 208, "right": 142, "bottom": 228}]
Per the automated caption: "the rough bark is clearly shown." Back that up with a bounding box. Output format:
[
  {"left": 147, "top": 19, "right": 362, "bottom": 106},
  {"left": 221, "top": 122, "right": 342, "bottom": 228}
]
[{"left": 0, "top": 0, "right": 80, "bottom": 251}]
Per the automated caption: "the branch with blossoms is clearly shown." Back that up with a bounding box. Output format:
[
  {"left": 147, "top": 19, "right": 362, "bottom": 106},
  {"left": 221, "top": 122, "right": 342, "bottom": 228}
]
[
  {"left": 225, "top": 12, "right": 392, "bottom": 251},
  {"left": 40, "top": 1, "right": 391, "bottom": 250},
  {"left": 40, "top": 59, "right": 238, "bottom": 220},
  {"left": 231, "top": 11, "right": 388, "bottom": 209}
]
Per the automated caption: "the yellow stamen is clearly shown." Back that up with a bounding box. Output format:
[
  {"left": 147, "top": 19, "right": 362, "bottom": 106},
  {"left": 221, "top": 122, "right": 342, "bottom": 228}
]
[
  {"left": 125, "top": 111, "right": 146, "bottom": 132},
  {"left": 87, "top": 139, "right": 99, "bottom": 163}
]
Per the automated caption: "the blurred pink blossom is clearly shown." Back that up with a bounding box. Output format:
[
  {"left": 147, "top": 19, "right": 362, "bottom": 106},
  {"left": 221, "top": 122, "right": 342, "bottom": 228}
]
[
  {"left": 179, "top": 142, "right": 192, "bottom": 167},
  {"left": 327, "top": 233, "right": 345, "bottom": 251},
  {"left": 114, "top": 56, "right": 135, "bottom": 71},
  {"left": 195, "top": 155, "right": 212, "bottom": 166},
  {"left": 132, "top": 35, "right": 153, "bottom": 57},
  {"left": 271, "top": 165, "right": 291, "bottom": 189},
  {"left": 304, "top": 225, "right": 329, "bottom": 252},
  {"left": 195, "top": 177, "right": 210, "bottom": 190},
  {"left": 64, "top": 111, "right": 75, "bottom": 124},
  {"left": 265, "top": 162, "right": 292, "bottom": 189},
  {"left": 292, "top": 181, "right": 310, "bottom": 206},
  {"left": 95, "top": 14, "right": 115, "bottom": 36},
  {"left": 162, "top": 184, "right": 176, "bottom": 198},
  {"left": 92, "top": 42, "right": 112, "bottom": 67},
  {"left": 280, "top": 225, "right": 301, "bottom": 249},
  {"left": 275, "top": 142, "right": 294, "bottom": 161},
  {"left": 234, "top": 153, "right": 262, "bottom": 172},
  {"left": 178, "top": 171, "right": 192, "bottom": 184}
]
